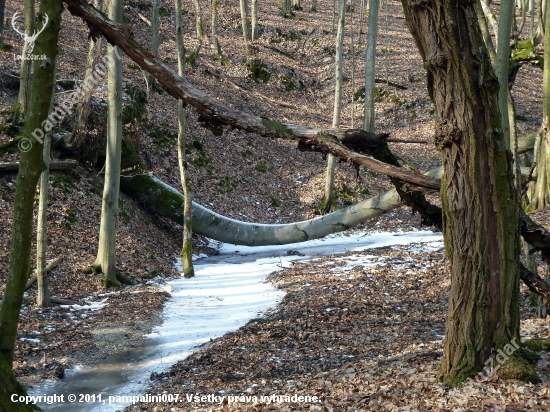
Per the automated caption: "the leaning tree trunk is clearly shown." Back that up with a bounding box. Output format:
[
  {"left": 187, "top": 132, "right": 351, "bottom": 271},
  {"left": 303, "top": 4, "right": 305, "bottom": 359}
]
[
  {"left": 0, "top": 0, "right": 61, "bottom": 408},
  {"left": 17, "top": 0, "right": 36, "bottom": 122},
  {"left": 95, "top": 0, "right": 123, "bottom": 287},
  {"left": 402, "top": 0, "right": 526, "bottom": 385},
  {"left": 175, "top": 0, "right": 194, "bottom": 278},
  {"left": 363, "top": 0, "right": 379, "bottom": 133},
  {"left": 320, "top": 0, "right": 346, "bottom": 215}
]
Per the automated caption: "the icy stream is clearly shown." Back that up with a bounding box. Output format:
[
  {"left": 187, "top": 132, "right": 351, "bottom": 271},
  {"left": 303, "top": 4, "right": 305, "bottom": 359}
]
[{"left": 29, "top": 230, "right": 443, "bottom": 411}]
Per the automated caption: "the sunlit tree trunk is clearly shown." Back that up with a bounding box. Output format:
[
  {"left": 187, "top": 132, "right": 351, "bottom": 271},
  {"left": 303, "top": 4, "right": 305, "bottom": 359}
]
[
  {"left": 363, "top": 0, "right": 379, "bottom": 132},
  {"left": 0, "top": 0, "right": 61, "bottom": 406},
  {"left": 251, "top": 0, "right": 259, "bottom": 39},
  {"left": 17, "top": 0, "right": 36, "bottom": 121},
  {"left": 402, "top": 0, "right": 526, "bottom": 385},
  {"left": 211, "top": 0, "right": 222, "bottom": 58},
  {"left": 36, "top": 130, "right": 55, "bottom": 307},
  {"left": 95, "top": 0, "right": 123, "bottom": 286},
  {"left": 239, "top": 0, "right": 251, "bottom": 57},
  {"left": 320, "top": 0, "right": 346, "bottom": 214},
  {"left": 187, "top": 0, "right": 204, "bottom": 65},
  {"left": 175, "top": 0, "right": 194, "bottom": 278}
]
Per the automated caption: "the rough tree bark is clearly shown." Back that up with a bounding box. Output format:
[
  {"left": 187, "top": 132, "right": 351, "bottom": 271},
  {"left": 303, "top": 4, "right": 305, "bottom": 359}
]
[
  {"left": 0, "top": 0, "right": 61, "bottom": 407},
  {"left": 401, "top": 0, "right": 527, "bottom": 384},
  {"left": 175, "top": 0, "right": 194, "bottom": 278},
  {"left": 94, "top": 0, "right": 122, "bottom": 287}
]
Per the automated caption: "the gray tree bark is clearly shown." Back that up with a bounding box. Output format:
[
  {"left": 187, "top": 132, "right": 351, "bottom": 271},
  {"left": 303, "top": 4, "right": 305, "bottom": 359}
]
[
  {"left": 175, "top": 0, "right": 194, "bottom": 278},
  {"left": 363, "top": 0, "right": 379, "bottom": 133},
  {"left": 94, "top": 0, "right": 123, "bottom": 286}
]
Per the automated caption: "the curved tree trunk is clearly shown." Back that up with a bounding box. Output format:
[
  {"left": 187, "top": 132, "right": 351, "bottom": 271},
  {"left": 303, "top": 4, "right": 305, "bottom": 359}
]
[
  {"left": 120, "top": 166, "right": 442, "bottom": 246},
  {"left": 402, "top": 0, "right": 523, "bottom": 385}
]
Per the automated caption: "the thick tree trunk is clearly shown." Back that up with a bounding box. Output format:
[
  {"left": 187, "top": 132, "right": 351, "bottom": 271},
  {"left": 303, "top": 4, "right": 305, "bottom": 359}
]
[
  {"left": 120, "top": 164, "right": 442, "bottom": 246},
  {"left": 175, "top": 0, "right": 194, "bottom": 278},
  {"left": 17, "top": 0, "right": 36, "bottom": 121},
  {"left": 61, "top": 0, "right": 442, "bottom": 191},
  {"left": 94, "top": 0, "right": 122, "bottom": 286},
  {"left": 401, "top": 0, "right": 523, "bottom": 385},
  {"left": 0, "top": 0, "right": 61, "bottom": 405}
]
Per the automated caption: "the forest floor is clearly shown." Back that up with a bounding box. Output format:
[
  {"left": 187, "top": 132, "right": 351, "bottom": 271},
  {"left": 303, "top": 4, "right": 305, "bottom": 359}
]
[{"left": 0, "top": 0, "right": 550, "bottom": 410}]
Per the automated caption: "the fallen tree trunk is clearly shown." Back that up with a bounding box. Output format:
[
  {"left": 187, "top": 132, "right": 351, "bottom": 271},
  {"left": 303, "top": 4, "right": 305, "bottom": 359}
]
[
  {"left": 0, "top": 160, "right": 78, "bottom": 173},
  {"left": 121, "top": 167, "right": 442, "bottom": 246},
  {"left": 62, "top": 0, "right": 440, "bottom": 191},
  {"left": 520, "top": 264, "right": 550, "bottom": 304}
]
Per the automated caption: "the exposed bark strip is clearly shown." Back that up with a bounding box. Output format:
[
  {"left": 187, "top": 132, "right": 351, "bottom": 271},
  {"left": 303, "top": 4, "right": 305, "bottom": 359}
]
[{"left": 62, "top": 0, "right": 440, "bottom": 191}]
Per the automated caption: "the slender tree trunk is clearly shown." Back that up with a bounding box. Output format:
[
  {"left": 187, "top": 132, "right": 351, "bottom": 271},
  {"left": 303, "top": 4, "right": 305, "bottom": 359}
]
[
  {"left": 175, "top": 0, "right": 194, "bottom": 278},
  {"left": 148, "top": 0, "right": 160, "bottom": 90},
  {"left": 527, "top": 2, "right": 550, "bottom": 210},
  {"left": 311, "top": 0, "right": 317, "bottom": 11},
  {"left": 211, "top": 0, "right": 222, "bottom": 58},
  {"left": 320, "top": 0, "right": 346, "bottom": 215},
  {"left": 36, "top": 131, "right": 52, "bottom": 308},
  {"left": 0, "top": 0, "right": 61, "bottom": 406},
  {"left": 239, "top": 0, "right": 251, "bottom": 57},
  {"left": 363, "top": 0, "right": 379, "bottom": 132},
  {"left": 402, "top": 0, "right": 525, "bottom": 385},
  {"left": 251, "top": 0, "right": 259, "bottom": 39},
  {"left": 187, "top": 0, "right": 204, "bottom": 65},
  {"left": 350, "top": 0, "right": 356, "bottom": 128},
  {"left": 0, "top": 0, "right": 5, "bottom": 48},
  {"left": 72, "top": 0, "right": 104, "bottom": 145},
  {"left": 17, "top": 0, "right": 36, "bottom": 121},
  {"left": 95, "top": 0, "right": 123, "bottom": 286}
]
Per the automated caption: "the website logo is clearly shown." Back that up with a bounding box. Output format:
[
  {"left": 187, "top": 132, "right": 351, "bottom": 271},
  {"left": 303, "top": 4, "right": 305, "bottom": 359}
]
[{"left": 11, "top": 11, "right": 49, "bottom": 60}]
